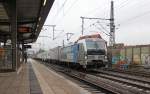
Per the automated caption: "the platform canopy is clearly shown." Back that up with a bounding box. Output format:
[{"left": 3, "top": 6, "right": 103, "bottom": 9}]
[{"left": 0, "top": 0, "right": 54, "bottom": 44}]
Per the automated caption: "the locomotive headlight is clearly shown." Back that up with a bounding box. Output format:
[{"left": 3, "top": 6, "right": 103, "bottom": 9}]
[
  {"left": 105, "top": 56, "right": 107, "bottom": 59},
  {"left": 85, "top": 56, "right": 87, "bottom": 59}
]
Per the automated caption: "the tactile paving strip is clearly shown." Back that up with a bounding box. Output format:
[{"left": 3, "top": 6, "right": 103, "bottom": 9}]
[{"left": 29, "top": 63, "right": 43, "bottom": 94}]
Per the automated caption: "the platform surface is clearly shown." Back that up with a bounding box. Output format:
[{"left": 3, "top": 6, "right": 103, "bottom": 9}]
[
  {"left": 30, "top": 59, "right": 91, "bottom": 94},
  {"left": 0, "top": 63, "right": 30, "bottom": 94},
  {"left": 0, "top": 59, "right": 92, "bottom": 94}
]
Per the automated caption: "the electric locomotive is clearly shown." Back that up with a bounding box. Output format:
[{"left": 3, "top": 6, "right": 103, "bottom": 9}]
[{"left": 60, "top": 34, "right": 108, "bottom": 69}]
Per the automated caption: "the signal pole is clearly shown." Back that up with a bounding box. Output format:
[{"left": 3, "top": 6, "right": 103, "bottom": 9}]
[
  {"left": 109, "top": 0, "right": 115, "bottom": 46},
  {"left": 52, "top": 25, "right": 56, "bottom": 40},
  {"left": 81, "top": 17, "right": 84, "bottom": 35}
]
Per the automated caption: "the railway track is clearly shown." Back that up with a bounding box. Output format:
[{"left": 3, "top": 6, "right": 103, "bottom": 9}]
[
  {"left": 43, "top": 63, "right": 116, "bottom": 94},
  {"left": 95, "top": 69, "right": 150, "bottom": 85},
  {"left": 93, "top": 70, "right": 150, "bottom": 93},
  {"left": 41, "top": 62, "right": 150, "bottom": 94},
  {"left": 105, "top": 69, "right": 150, "bottom": 77}
]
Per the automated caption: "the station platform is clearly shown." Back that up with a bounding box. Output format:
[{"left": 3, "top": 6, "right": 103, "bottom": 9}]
[
  {"left": 0, "top": 59, "right": 91, "bottom": 94},
  {"left": 0, "top": 63, "right": 30, "bottom": 94}
]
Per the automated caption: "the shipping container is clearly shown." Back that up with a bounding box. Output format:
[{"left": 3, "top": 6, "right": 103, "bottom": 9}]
[
  {"left": 125, "top": 47, "right": 132, "bottom": 65},
  {"left": 111, "top": 49, "right": 121, "bottom": 64},
  {"left": 133, "top": 47, "right": 141, "bottom": 64},
  {"left": 109, "top": 44, "right": 150, "bottom": 69},
  {"left": 141, "top": 46, "right": 150, "bottom": 65},
  {"left": 120, "top": 49, "right": 126, "bottom": 61}
]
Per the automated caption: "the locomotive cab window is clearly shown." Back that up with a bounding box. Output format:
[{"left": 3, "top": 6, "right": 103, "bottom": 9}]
[{"left": 86, "top": 40, "right": 106, "bottom": 50}]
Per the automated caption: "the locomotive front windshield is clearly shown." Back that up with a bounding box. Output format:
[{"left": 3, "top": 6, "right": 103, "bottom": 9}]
[
  {"left": 86, "top": 40, "right": 106, "bottom": 50},
  {"left": 86, "top": 40, "right": 106, "bottom": 55}
]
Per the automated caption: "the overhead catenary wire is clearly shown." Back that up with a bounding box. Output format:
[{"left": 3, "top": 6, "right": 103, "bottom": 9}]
[
  {"left": 120, "top": 10, "right": 150, "bottom": 25},
  {"left": 52, "top": 0, "right": 68, "bottom": 23},
  {"left": 48, "top": 0, "right": 80, "bottom": 38},
  {"left": 116, "top": 0, "right": 150, "bottom": 24},
  {"left": 92, "top": 0, "right": 129, "bottom": 17},
  {"left": 83, "top": 20, "right": 106, "bottom": 32},
  {"left": 115, "top": 0, "right": 130, "bottom": 9},
  {"left": 117, "top": 0, "right": 149, "bottom": 9},
  {"left": 83, "top": 20, "right": 110, "bottom": 37},
  {"left": 54, "top": 30, "right": 65, "bottom": 39},
  {"left": 52, "top": 0, "right": 114, "bottom": 42},
  {"left": 57, "top": 0, "right": 68, "bottom": 15},
  {"left": 50, "top": 0, "right": 64, "bottom": 23},
  {"left": 53, "top": 0, "right": 79, "bottom": 40},
  {"left": 97, "top": 21, "right": 110, "bottom": 34},
  {"left": 83, "top": 21, "right": 99, "bottom": 33},
  {"left": 64, "top": 0, "right": 80, "bottom": 16},
  {"left": 80, "top": 16, "right": 110, "bottom": 36},
  {"left": 83, "top": 1, "right": 109, "bottom": 16},
  {"left": 54, "top": 0, "right": 80, "bottom": 26},
  {"left": 54, "top": 0, "right": 149, "bottom": 27},
  {"left": 93, "top": 24, "right": 110, "bottom": 36}
]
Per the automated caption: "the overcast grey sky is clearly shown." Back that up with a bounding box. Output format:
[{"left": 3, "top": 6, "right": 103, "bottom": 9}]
[{"left": 33, "top": 0, "right": 150, "bottom": 50}]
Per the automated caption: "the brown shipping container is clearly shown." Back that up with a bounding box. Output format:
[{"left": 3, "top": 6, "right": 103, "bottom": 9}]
[
  {"left": 133, "top": 47, "right": 141, "bottom": 65},
  {"left": 141, "top": 47, "right": 150, "bottom": 65},
  {"left": 111, "top": 49, "right": 120, "bottom": 56},
  {"left": 125, "top": 47, "right": 132, "bottom": 64},
  {"left": 120, "top": 49, "right": 126, "bottom": 61},
  {"left": 110, "top": 48, "right": 120, "bottom": 64}
]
